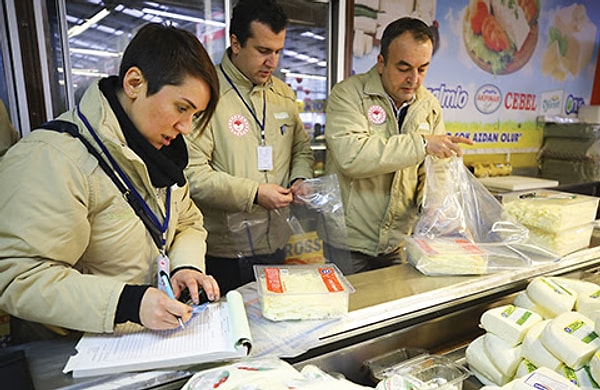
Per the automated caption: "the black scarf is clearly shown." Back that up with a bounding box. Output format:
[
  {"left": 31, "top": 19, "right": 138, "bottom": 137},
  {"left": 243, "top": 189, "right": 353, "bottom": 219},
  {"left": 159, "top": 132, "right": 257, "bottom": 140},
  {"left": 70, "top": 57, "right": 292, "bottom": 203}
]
[{"left": 99, "top": 77, "right": 187, "bottom": 188}]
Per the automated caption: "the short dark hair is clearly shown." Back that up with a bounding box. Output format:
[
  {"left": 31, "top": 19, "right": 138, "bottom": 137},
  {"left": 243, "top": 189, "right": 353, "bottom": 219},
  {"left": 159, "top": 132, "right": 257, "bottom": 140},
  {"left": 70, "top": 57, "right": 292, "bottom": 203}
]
[
  {"left": 118, "top": 23, "right": 219, "bottom": 131},
  {"left": 229, "top": 0, "right": 288, "bottom": 46},
  {"left": 379, "top": 17, "right": 434, "bottom": 61}
]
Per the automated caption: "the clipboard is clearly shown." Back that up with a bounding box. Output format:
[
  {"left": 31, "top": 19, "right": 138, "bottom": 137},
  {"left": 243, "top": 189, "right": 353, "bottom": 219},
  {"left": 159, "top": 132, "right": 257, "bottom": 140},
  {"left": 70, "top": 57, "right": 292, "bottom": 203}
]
[{"left": 63, "top": 291, "right": 252, "bottom": 378}]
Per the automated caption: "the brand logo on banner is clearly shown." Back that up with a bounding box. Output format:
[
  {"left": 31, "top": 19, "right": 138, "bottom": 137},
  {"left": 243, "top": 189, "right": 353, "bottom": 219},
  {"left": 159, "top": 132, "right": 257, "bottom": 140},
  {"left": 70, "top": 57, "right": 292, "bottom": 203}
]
[
  {"left": 539, "top": 90, "right": 564, "bottom": 116},
  {"left": 367, "top": 105, "right": 386, "bottom": 124},
  {"left": 228, "top": 114, "right": 250, "bottom": 136},
  {"left": 475, "top": 84, "right": 502, "bottom": 114}
]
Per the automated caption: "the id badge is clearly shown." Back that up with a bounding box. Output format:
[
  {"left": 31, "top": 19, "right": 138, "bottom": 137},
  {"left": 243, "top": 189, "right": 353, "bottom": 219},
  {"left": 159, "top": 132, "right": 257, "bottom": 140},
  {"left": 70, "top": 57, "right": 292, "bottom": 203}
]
[
  {"left": 257, "top": 145, "right": 273, "bottom": 171},
  {"left": 157, "top": 252, "right": 170, "bottom": 293}
]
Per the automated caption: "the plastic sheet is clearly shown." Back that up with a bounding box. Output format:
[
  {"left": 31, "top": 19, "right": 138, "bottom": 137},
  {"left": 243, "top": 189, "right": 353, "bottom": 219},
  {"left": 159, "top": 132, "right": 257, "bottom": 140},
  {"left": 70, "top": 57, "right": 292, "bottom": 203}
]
[{"left": 408, "top": 156, "right": 559, "bottom": 275}]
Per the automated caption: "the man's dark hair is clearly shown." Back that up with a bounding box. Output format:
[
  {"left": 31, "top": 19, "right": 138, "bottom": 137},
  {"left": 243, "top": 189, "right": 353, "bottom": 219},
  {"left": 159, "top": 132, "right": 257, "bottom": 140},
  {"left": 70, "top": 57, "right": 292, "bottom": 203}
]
[
  {"left": 118, "top": 23, "right": 219, "bottom": 131},
  {"left": 229, "top": 0, "right": 288, "bottom": 46},
  {"left": 379, "top": 17, "right": 434, "bottom": 61}
]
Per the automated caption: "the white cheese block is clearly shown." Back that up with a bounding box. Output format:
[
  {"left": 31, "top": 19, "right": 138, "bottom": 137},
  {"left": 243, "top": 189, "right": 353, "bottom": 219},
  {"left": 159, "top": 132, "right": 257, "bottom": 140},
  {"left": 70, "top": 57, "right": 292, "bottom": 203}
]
[
  {"left": 590, "top": 352, "right": 600, "bottom": 386},
  {"left": 490, "top": 0, "right": 530, "bottom": 51},
  {"left": 514, "top": 291, "right": 551, "bottom": 319},
  {"left": 483, "top": 333, "right": 523, "bottom": 377},
  {"left": 556, "top": 363, "right": 600, "bottom": 389},
  {"left": 522, "top": 320, "right": 563, "bottom": 371},
  {"left": 406, "top": 237, "right": 488, "bottom": 275},
  {"left": 527, "top": 277, "right": 576, "bottom": 318},
  {"left": 481, "top": 305, "right": 543, "bottom": 347},
  {"left": 541, "top": 311, "right": 600, "bottom": 370},
  {"left": 467, "top": 335, "right": 512, "bottom": 386},
  {"left": 577, "top": 289, "right": 600, "bottom": 320},
  {"left": 515, "top": 359, "right": 538, "bottom": 379},
  {"left": 512, "top": 367, "right": 578, "bottom": 390},
  {"left": 526, "top": 223, "right": 594, "bottom": 256},
  {"left": 503, "top": 191, "right": 599, "bottom": 233},
  {"left": 470, "top": 366, "right": 501, "bottom": 387},
  {"left": 553, "top": 277, "right": 600, "bottom": 296}
]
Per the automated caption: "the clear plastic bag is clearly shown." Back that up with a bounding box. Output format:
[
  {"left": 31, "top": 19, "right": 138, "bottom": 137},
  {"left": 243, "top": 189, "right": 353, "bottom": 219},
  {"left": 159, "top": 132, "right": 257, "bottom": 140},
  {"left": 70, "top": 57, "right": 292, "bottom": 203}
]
[
  {"left": 227, "top": 175, "right": 349, "bottom": 266},
  {"left": 408, "top": 156, "right": 559, "bottom": 275}
]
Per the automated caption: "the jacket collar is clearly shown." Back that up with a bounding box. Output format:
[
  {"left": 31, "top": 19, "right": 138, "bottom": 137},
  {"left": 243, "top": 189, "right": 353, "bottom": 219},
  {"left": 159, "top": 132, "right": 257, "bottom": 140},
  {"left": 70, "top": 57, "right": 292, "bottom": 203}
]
[{"left": 219, "top": 48, "right": 274, "bottom": 92}]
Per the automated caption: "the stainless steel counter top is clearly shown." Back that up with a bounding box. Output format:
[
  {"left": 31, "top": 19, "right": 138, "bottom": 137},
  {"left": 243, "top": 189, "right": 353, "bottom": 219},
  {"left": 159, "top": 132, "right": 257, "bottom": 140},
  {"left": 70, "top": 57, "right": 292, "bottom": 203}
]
[{"left": 8, "top": 245, "right": 600, "bottom": 389}]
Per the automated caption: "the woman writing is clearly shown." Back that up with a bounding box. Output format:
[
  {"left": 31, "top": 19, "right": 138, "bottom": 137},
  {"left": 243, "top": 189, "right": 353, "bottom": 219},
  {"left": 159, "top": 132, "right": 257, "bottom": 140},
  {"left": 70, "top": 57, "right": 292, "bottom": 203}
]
[{"left": 0, "top": 23, "right": 220, "bottom": 342}]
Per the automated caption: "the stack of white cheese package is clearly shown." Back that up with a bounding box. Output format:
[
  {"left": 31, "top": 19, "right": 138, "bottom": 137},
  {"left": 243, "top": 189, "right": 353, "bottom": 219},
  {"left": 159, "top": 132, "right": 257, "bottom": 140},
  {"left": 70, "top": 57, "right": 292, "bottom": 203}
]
[
  {"left": 503, "top": 191, "right": 599, "bottom": 257},
  {"left": 466, "top": 275, "right": 600, "bottom": 390}
]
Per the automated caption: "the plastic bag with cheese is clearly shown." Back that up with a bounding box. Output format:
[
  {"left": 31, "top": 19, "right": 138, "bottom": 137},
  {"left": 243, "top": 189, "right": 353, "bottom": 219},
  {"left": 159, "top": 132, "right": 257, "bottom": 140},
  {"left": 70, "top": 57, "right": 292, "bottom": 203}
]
[{"left": 409, "top": 156, "right": 559, "bottom": 275}]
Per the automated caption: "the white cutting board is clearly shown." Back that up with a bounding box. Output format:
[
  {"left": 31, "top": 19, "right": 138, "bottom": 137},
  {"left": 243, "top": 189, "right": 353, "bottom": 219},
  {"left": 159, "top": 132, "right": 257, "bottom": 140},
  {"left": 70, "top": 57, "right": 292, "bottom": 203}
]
[{"left": 478, "top": 175, "right": 559, "bottom": 192}]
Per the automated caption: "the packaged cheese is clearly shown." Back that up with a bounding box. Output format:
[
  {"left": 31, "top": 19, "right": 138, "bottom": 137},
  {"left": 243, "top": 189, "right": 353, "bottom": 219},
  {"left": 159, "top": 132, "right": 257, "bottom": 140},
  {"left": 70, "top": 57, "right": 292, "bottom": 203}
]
[
  {"left": 526, "top": 277, "right": 576, "bottom": 318},
  {"left": 483, "top": 333, "right": 522, "bottom": 378},
  {"left": 526, "top": 223, "right": 594, "bottom": 256},
  {"left": 480, "top": 305, "right": 543, "bottom": 347},
  {"left": 406, "top": 237, "right": 488, "bottom": 275},
  {"left": 515, "top": 359, "right": 538, "bottom": 379},
  {"left": 512, "top": 367, "right": 578, "bottom": 390},
  {"left": 556, "top": 363, "right": 599, "bottom": 389},
  {"left": 589, "top": 352, "right": 600, "bottom": 385},
  {"left": 577, "top": 291, "right": 600, "bottom": 320},
  {"left": 503, "top": 191, "right": 599, "bottom": 233},
  {"left": 254, "top": 264, "right": 354, "bottom": 321},
  {"left": 541, "top": 311, "right": 600, "bottom": 370},
  {"left": 466, "top": 335, "right": 512, "bottom": 386},
  {"left": 513, "top": 291, "right": 551, "bottom": 319},
  {"left": 521, "top": 320, "right": 563, "bottom": 371},
  {"left": 553, "top": 277, "right": 600, "bottom": 296}
]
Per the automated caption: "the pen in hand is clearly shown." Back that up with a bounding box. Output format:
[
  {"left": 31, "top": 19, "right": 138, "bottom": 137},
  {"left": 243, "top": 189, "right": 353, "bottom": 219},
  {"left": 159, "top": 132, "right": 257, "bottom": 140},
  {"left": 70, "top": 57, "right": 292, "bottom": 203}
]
[{"left": 159, "top": 271, "right": 185, "bottom": 330}]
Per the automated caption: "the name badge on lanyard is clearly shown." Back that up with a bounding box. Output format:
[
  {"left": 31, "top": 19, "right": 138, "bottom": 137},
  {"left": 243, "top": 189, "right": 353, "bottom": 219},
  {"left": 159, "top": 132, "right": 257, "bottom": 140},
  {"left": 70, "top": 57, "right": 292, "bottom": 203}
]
[
  {"left": 157, "top": 252, "right": 170, "bottom": 292},
  {"left": 257, "top": 145, "right": 273, "bottom": 171}
]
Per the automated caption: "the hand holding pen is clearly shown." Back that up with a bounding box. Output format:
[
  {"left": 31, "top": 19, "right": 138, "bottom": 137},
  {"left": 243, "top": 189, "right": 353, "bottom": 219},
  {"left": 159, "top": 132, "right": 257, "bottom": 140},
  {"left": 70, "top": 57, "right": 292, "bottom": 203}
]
[
  {"left": 160, "top": 271, "right": 186, "bottom": 329},
  {"left": 137, "top": 287, "right": 193, "bottom": 331}
]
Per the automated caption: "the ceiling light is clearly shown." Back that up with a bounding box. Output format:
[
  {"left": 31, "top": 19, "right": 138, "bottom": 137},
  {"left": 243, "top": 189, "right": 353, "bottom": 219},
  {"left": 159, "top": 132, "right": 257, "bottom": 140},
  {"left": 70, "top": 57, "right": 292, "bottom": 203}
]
[
  {"left": 284, "top": 72, "right": 326, "bottom": 81},
  {"left": 70, "top": 48, "right": 121, "bottom": 58},
  {"left": 142, "top": 8, "right": 225, "bottom": 27},
  {"left": 68, "top": 8, "right": 110, "bottom": 38}
]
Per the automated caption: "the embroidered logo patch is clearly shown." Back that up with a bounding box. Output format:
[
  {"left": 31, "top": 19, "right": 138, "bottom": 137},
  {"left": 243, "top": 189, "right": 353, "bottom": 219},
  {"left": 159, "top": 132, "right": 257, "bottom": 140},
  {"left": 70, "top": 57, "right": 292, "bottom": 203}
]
[
  {"left": 367, "top": 105, "right": 386, "bottom": 124},
  {"left": 228, "top": 114, "right": 250, "bottom": 136}
]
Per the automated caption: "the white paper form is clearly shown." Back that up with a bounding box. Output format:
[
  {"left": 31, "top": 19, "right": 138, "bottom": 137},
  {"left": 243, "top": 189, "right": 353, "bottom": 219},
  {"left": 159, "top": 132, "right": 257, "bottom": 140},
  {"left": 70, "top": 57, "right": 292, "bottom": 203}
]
[{"left": 64, "top": 291, "right": 251, "bottom": 378}]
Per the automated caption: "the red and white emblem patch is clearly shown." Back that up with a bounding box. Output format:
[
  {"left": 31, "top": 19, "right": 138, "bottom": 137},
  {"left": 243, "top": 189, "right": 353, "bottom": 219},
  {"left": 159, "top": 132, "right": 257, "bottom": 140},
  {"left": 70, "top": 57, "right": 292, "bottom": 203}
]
[
  {"left": 367, "top": 105, "right": 386, "bottom": 124},
  {"left": 228, "top": 114, "right": 250, "bottom": 136}
]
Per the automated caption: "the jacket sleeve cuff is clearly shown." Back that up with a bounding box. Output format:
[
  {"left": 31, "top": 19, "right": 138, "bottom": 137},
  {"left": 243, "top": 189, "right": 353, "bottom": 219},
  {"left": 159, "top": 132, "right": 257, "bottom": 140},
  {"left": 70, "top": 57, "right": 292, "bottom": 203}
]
[{"left": 115, "top": 284, "right": 151, "bottom": 325}]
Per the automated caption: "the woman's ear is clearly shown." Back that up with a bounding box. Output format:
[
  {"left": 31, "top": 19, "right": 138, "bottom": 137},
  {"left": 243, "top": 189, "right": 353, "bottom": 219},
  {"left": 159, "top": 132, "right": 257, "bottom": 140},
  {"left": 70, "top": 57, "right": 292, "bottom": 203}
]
[{"left": 122, "top": 66, "right": 145, "bottom": 98}]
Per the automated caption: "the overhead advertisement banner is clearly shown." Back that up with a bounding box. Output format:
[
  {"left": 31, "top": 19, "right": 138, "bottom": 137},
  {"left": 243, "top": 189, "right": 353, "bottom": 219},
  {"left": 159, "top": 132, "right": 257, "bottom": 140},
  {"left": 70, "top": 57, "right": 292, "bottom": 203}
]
[{"left": 351, "top": 0, "right": 600, "bottom": 161}]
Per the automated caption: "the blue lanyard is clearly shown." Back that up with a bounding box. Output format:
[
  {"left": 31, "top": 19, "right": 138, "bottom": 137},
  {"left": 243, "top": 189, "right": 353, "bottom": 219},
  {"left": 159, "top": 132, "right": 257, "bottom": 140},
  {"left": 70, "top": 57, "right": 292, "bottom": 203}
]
[
  {"left": 220, "top": 64, "right": 267, "bottom": 144},
  {"left": 76, "top": 104, "right": 171, "bottom": 251}
]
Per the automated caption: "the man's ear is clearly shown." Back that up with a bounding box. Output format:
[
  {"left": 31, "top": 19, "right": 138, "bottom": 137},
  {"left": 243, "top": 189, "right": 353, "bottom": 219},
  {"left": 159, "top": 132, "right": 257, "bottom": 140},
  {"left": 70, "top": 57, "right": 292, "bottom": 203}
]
[
  {"left": 230, "top": 34, "right": 241, "bottom": 54},
  {"left": 376, "top": 54, "right": 385, "bottom": 74}
]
